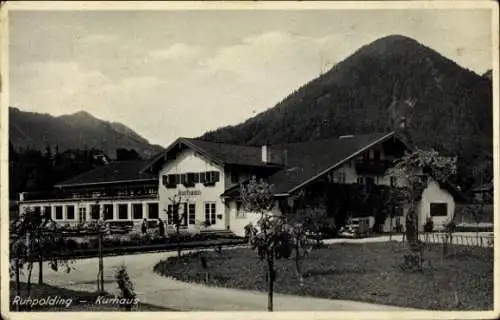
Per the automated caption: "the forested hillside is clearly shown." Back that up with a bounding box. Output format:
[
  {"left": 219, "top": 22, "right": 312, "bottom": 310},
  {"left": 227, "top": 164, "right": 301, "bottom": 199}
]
[{"left": 200, "top": 35, "right": 493, "bottom": 191}]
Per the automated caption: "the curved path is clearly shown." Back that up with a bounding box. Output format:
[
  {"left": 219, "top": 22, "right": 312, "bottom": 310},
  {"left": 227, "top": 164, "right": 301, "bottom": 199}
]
[{"left": 20, "top": 248, "right": 420, "bottom": 311}]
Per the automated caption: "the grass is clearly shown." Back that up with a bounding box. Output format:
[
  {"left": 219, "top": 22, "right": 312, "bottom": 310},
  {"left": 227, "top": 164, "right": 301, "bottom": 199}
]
[
  {"left": 154, "top": 242, "right": 493, "bottom": 310},
  {"left": 9, "top": 281, "right": 175, "bottom": 312}
]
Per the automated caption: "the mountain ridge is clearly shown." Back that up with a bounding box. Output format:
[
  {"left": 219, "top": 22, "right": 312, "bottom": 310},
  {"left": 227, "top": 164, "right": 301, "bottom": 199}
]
[
  {"left": 9, "top": 107, "right": 164, "bottom": 159},
  {"left": 199, "top": 34, "right": 493, "bottom": 190}
]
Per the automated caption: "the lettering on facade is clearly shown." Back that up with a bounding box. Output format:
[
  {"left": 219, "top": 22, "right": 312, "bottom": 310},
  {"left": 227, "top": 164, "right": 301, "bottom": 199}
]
[{"left": 178, "top": 190, "right": 201, "bottom": 196}]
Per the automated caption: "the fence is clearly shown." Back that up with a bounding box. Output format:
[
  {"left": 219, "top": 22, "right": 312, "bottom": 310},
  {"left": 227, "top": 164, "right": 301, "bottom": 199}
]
[{"left": 418, "top": 232, "right": 494, "bottom": 248}]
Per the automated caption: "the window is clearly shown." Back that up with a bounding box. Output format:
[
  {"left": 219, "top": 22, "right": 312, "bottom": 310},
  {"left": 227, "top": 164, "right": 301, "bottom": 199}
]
[
  {"left": 204, "top": 171, "right": 220, "bottom": 186},
  {"left": 55, "top": 206, "right": 63, "bottom": 220},
  {"left": 199, "top": 172, "right": 206, "bottom": 183},
  {"left": 188, "top": 204, "right": 196, "bottom": 225},
  {"left": 79, "top": 207, "right": 87, "bottom": 222},
  {"left": 118, "top": 204, "right": 128, "bottom": 220},
  {"left": 165, "top": 174, "right": 178, "bottom": 188},
  {"left": 43, "top": 206, "right": 52, "bottom": 220},
  {"left": 34, "top": 206, "right": 41, "bottom": 215},
  {"left": 231, "top": 172, "right": 239, "bottom": 184},
  {"left": 66, "top": 205, "right": 75, "bottom": 220},
  {"left": 132, "top": 204, "right": 143, "bottom": 219},
  {"left": 430, "top": 203, "right": 448, "bottom": 217},
  {"left": 148, "top": 203, "right": 159, "bottom": 219},
  {"left": 104, "top": 204, "right": 114, "bottom": 220},
  {"left": 193, "top": 173, "right": 200, "bottom": 183},
  {"left": 236, "top": 202, "right": 246, "bottom": 219},
  {"left": 333, "top": 171, "right": 346, "bottom": 184},
  {"left": 374, "top": 150, "right": 381, "bottom": 162},
  {"left": 180, "top": 174, "right": 186, "bottom": 185},
  {"left": 185, "top": 173, "right": 196, "bottom": 187},
  {"left": 205, "top": 202, "right": 217, "bottom": 225},
  {"left": 90, "top": 204, "right": 100, "bottom": 220}
]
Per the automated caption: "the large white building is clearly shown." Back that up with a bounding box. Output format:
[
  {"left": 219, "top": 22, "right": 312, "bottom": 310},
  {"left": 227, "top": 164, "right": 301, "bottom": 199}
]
[{"left": 19, "top": 132, "right": 465, "bottom": 236}]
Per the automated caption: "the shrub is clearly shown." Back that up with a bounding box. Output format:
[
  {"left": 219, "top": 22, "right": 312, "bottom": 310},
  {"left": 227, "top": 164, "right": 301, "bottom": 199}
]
[
  {"left": 88, "top": 238, "right": 100, "bottom": 249},
  {"left": 65, "top": 238, "right": 79, "bottom": 250},
  {"left": 423, "top": 216, "right": 434, "bottom": 233},
  {"left": 115, "top": 264, "right": 137, "bottom": 311},
  {"left": 128, "top": 231, "right": 143, "bottom": 242},
  {"left": 444, "top": 220, "right": 456, "bottom": 233}
]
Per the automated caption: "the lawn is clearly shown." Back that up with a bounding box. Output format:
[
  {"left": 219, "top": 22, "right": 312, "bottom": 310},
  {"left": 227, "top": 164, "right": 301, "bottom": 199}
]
[
  {"left": 154, "top": 242, "right": 493, "bottom": 310},
  {"left": 9, "top": 282, "right": 174, "bottom": 311}
]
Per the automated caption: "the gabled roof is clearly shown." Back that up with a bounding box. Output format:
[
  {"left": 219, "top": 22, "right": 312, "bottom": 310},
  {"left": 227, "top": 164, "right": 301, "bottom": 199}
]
[
  {"left": 55, "top": 160, "right": 157, "bottom": 188},
  {"left": 266, "top": 132, "right": 395, "bottom": 194},
  {"left": 141, "top": 137, "right": 283, "bottom": 173},
  {"left": 222, "top": 132, "right": 396, "bottom": 196}
]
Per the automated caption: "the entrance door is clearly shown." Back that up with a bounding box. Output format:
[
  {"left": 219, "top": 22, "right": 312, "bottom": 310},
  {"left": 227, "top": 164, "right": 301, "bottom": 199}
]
[{"left": 204, "top": 202, "right": 217, "bottom": 228}]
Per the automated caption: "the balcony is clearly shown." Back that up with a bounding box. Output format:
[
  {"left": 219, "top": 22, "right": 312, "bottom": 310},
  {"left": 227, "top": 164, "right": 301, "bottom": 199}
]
[
  {"left": 355, "top": 160, "right": 391, "bottom": 175},
  {"left": 21, "top": 187, "right": 158, "bottom": 202}
]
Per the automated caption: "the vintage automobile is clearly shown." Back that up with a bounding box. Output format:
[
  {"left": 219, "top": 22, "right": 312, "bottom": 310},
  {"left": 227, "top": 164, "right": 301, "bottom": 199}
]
[{"left": 339, "top": 217, "right": 371, "bottom": 238}]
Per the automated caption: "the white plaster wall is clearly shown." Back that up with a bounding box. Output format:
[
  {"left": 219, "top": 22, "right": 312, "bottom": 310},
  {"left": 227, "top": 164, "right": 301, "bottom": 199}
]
[
  {"left": 380, "top": 179, "right": 455, "bottom": 232},
  {"left": 158, "top": 149, "right": 227, "bottom": 231},
  {"left": 228, "top": 199, "right": 282, "bottom": 237},
  {"left": 418, "top": 179, "right": 455, "bottom": 231}
]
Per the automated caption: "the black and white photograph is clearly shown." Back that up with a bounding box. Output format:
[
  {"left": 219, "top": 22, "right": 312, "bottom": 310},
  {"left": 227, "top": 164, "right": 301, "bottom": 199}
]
[{"left": 1, "top": 1, "right": 498, "bottom": 318}]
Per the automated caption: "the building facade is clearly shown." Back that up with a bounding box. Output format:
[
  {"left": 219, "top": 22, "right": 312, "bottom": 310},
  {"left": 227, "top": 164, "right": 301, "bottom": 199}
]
[{"left": 18, "top": 132, "right": 464, "bottom": 236}]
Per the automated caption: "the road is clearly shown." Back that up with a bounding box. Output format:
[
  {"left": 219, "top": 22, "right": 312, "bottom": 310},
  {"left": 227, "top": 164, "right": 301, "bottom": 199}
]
[{"left": 18, "top": 247, "right": 419, "bottom": 311}]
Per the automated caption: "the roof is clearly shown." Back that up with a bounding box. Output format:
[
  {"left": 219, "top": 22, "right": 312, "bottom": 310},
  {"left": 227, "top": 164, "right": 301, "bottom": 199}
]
[
  {"left": 267, "top": 132, "right": 395, "bottom": 194},
  {"left": 141, "top": 137, "right": 283, "bottom": 173},
  {"left": 222, "top": 132, "right": 396, "bottom": 196},
  {"left": 55, "top": 160, "right": 157, "bottom": 187}
]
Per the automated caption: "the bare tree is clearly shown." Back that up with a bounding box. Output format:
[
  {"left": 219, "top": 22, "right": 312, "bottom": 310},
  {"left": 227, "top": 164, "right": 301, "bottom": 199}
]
[{"left": 165, "top": 194, "right": 185, "bottom": 257}]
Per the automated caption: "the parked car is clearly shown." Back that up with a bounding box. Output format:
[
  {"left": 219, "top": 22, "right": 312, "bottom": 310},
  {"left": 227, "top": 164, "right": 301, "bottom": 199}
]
[{"left": 339, "top": 217, "right": 371, "bottom": 238}]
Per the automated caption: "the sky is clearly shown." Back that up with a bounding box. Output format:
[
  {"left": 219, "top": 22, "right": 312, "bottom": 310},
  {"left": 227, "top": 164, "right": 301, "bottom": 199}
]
[{"left": 8, "top": 5, "right": 494, "bottom": 147}]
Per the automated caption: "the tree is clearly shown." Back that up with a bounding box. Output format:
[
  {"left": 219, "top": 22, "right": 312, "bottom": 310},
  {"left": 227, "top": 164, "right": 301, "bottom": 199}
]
[
  {"left": 287, "top": 222, "right": 313, "bottom": 285},
  {"left": 240, "top": 176, "right": 283, "bottom": 312},
  {"left": 164, "top": 195, "right": 185, "bottom": 257},
  {"left": 388, "top": 149, "right": 457, "bottom": 270},
  {"left": 10, "top": 208, "right": 75, "bottom": 309}
]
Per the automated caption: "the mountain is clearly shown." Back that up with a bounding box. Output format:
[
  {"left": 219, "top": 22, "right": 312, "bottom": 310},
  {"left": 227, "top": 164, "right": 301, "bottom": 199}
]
[
  {"left": 200, "top": 35, "right": 493, "bottom": 190},
  {"left": 9, "top": 107, "right": 164, "bottom": 159}
]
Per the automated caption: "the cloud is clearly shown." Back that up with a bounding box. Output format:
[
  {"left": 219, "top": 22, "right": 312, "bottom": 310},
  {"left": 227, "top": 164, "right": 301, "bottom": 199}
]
[
  {"left": 148, "top": 43, "right": 203, "bottom": 62},
  {"left": 79, "top": 33, "right": 118, "bottom": 46},
  {"left": 11, "top": 61, "right": 110, "bottom": 115}
]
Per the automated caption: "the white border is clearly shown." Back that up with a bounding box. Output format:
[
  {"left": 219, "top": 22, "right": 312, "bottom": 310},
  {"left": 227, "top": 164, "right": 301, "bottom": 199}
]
[{"left": 1, "top": 1, "right": 498, "bottom": 320}]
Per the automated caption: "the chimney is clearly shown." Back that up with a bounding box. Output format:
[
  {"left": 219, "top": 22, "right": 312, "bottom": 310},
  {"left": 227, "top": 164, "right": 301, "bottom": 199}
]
[{"left": 261, "top": 145, "right": 269, "bottom": 163}]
